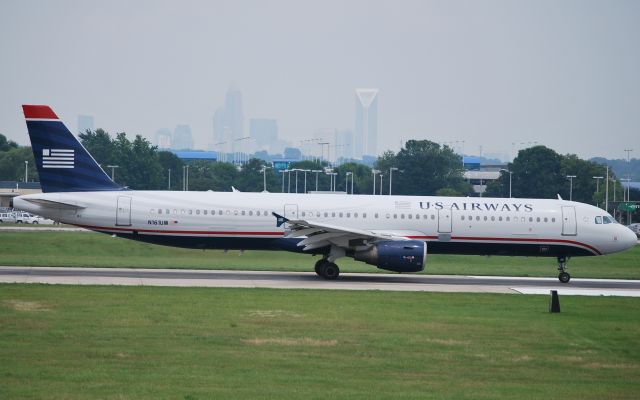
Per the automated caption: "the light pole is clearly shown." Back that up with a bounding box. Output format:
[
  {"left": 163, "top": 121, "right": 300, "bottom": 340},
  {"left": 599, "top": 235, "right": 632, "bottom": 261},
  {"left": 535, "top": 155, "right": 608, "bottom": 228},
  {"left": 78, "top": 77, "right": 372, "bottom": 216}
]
[
  {"left": 345, "top": 172, "right": 352, "bottom": 194},
  {"left": 24, "top": 161, "right": 28, "bottom": 182},
  {"left": 624, "top": 149, "right": 633, "bottom": 202},
  {"left": 350, "top": 172, "right": 354, "bottom": 194},
  {"left": 281, "top": 169, "right": 288, "bottom": 193},
  {"left": 389, "top": 167, "right": 399, "bottom": 195},
  {"left": 566, "top": 175, "right": 576, "bottom": 201},
  {"left": 318, "top": 142, "right": 330, "bottom": 166},
  {"left": 302, "top": 170, "right": 310, "bottom": 193},
  {"left": 500, "top": 169, "right": 513, "bottom": 198},
  {"left": 260, "top": 166, "right": 271, "bottom": 192},
  {"left": 168, "top": 168, "right": 171, "bottom": 190},
  {"left": 107, "top": 165, "right": 119, "bottom": 181},
  {"left": 214, "top": 141, "right": 227, "bottom": 163},
  {"left": 593, "top": 176, "right": 603, "bottom": 208},
  {"left": 293, "top": 169, "right": 300, "bottom": 193},
  {"left": 312, "top": 170, "right": 322, "bottom": 192},
  {"left": 332, "top": 173, "right": 338, "bottom": 191},
  {"left": 372, "top": 170, "right": 379, "bottom": 195},
  {"left": 379, "top": 174, "right": 384, "bottom": 195}
]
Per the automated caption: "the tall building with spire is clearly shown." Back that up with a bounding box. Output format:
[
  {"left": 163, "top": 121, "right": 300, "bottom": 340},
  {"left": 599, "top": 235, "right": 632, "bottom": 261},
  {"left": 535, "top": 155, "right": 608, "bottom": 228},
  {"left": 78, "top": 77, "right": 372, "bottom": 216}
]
[{"left": 355, "top": 88, "right": 379, "bottom": 159}]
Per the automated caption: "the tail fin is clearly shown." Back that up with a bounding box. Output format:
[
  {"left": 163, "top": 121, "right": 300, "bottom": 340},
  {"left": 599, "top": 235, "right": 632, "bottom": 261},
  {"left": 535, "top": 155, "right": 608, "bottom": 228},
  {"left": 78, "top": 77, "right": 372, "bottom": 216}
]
[{"left": 22, "top": 105, "right": 122, "bottom": 193}]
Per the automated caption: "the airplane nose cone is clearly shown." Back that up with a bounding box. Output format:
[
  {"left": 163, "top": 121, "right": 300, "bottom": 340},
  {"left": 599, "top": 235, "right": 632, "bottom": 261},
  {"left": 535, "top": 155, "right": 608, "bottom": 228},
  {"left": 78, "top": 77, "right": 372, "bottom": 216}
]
[{"left": 622, "top": 226, "right": 638, "bottom": 249}]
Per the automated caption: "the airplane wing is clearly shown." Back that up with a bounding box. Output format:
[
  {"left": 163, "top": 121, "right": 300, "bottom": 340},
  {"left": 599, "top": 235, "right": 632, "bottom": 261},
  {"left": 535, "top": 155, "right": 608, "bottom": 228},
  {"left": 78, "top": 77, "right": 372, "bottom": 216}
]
[{"left": 273, "top": 212, "right": 408, "bottom": 252}]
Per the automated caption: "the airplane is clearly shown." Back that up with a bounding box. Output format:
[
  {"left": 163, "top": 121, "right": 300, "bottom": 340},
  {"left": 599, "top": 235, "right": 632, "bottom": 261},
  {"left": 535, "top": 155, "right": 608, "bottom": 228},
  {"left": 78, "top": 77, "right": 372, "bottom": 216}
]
[{"left": 12, "top": 105, "right": 637, "bottom": 283}]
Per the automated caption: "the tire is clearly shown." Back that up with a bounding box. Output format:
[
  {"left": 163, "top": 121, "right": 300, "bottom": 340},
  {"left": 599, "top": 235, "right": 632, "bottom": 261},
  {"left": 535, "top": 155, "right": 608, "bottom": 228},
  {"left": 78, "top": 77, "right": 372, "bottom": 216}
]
[
  {"left": 314, "top": 259, "right": 325, "bottom": 276},
  {"left": 32, "top": 221, "right": 38, "bottom": 224},
  {"left": 16, "top": 220, "right": 22, "bottom": 224},
  {"left": 323, "top": 263, "right": 340, "bottom": 280},
  {"left": 558, "top": 272, "right": 570, "bottom": 283}
]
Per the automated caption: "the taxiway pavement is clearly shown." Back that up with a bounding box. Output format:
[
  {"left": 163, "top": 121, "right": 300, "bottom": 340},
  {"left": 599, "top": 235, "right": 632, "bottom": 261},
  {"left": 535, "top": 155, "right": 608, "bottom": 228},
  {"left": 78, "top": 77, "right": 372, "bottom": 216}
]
[{"left": 1, "top": 266, "right": 640, "bottom": 296}]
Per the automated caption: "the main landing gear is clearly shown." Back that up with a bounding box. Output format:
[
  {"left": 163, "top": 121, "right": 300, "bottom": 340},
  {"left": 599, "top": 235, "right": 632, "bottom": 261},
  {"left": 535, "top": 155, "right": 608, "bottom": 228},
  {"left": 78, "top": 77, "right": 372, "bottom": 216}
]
[
  {"left": 315, "top": 258, "right": 340, "bottom": 280},
  {"left": 557, "top": 256, "right": 570, "bottom": 283}
]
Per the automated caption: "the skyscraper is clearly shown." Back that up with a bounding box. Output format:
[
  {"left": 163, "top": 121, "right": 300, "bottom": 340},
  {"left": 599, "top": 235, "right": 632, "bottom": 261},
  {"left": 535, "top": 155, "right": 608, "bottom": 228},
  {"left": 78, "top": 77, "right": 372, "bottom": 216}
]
[
  {"left": 335, "top": 129, "right": 354, "bottom": 161},
  {"left": 355, "top": 88, "right": 379, "bottom": 159},
  {"left": 77, "top": 115, "right": 94, "bottom": 134},
  {"left": 155, "top": 129, "right": 172, "bottom": 149},
  {"left": 250, "top": 118, "right": 278, "bottom": 151},
  {"left": 225, "top": 85, "right": 244, "bottom": 153},
  {"left": 172, "top": 125, "right": 193, "bottom": 150}
]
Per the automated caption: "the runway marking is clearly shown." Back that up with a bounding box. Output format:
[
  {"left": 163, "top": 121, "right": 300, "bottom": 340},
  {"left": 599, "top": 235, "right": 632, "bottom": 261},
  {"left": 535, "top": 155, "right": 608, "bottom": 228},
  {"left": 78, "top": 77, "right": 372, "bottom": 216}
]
[{"left": 512, "top": 288, "right": 640, "bottom": 297}]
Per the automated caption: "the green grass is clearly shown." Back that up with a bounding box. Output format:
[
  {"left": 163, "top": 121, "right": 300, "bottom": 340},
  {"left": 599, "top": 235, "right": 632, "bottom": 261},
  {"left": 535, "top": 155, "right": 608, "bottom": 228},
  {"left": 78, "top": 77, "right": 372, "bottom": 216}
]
[
  {"left": 0, "top": 231, "right": 638, "bottom": 279},
  {"left": 1, "top": 284, "right": 639, "bottom": 399}
]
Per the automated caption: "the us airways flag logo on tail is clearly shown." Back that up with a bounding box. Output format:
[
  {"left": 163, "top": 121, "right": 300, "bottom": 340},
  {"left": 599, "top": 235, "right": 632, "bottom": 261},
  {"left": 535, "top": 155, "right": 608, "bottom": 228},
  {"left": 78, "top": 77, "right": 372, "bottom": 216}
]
[
  {"left": 22, "top": 104, "right": 122, "bottom": 193},
  {"left": 42, "top": 149, "right": 74, "bottom": 168}
]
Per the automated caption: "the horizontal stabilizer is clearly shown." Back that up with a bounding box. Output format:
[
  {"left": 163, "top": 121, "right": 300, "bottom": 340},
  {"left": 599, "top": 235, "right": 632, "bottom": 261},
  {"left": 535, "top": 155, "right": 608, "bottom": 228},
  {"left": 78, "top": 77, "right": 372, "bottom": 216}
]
[{"left": 23, "top": 198, "right": 86, "bottom": 210}]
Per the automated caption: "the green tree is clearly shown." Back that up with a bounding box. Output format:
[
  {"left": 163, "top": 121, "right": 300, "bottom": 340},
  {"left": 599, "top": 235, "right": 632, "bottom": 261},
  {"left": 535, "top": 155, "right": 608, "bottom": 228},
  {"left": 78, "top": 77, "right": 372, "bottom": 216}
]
[
  {"left": 158, "top": 151, "right": 184, "bottom": 190},
  {"left": 506, "top": 146, "right": 564, "bottom": 199},
  {"left": 0, "top": 133, "right": 19, "bottom": 152},
  {"left": 0, "top": 147, "right": 36, "bottom": 181},
  {"left": 376, "top": 140, "right": 469, "bottom": 196}
]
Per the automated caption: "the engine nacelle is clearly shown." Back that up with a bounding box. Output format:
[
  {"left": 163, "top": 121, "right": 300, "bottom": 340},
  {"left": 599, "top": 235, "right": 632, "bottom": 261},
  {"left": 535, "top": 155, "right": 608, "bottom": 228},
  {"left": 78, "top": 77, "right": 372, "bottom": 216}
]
[{"left": 354, "top": 240, "right": 426, "bottom": 273}]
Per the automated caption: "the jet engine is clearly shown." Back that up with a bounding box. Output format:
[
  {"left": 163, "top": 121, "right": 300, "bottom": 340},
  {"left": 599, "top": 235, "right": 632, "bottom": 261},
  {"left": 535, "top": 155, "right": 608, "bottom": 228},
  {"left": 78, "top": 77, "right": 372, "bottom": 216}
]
[{"left": 354, "top": 240, "right": 426, "bottom": 273}]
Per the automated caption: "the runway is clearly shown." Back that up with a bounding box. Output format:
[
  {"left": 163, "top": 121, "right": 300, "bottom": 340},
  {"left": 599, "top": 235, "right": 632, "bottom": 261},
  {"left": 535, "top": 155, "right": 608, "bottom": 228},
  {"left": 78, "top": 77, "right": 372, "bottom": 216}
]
[{"left": 2, "top": 266, "right": 640, "bottom": 296}]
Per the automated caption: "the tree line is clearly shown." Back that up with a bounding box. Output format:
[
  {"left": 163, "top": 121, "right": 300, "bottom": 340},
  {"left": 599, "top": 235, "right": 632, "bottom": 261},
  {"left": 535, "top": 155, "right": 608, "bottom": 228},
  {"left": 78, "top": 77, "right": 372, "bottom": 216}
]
[{"left": 1, "top": 131, "right": 635, "bottom": 206}]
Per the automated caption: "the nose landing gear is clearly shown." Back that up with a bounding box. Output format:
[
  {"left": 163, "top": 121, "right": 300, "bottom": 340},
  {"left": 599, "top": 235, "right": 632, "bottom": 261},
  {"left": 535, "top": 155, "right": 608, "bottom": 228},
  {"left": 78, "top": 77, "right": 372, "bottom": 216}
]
[
  {"left": 314, "top": 258, "right": 340, "bottom": 280},
  {"left": 557, "top": 256, "right": 570, "bottom": 283}
]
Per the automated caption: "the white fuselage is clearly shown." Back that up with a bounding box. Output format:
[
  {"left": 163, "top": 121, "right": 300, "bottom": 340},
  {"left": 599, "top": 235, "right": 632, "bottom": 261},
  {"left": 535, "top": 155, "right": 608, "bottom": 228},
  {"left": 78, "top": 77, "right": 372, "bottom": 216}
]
[{"left": 13, "top": 191, "right": 637, "bottom": 258}]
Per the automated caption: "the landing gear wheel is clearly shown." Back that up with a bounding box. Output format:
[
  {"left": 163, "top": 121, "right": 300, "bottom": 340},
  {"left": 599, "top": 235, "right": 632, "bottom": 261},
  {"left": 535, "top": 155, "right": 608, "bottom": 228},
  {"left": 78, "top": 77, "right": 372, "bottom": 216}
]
[
  {"left": 314, "top": 259, "right": 326, "bottom": 277},
  {"left": 557, "top": 256, "right": 570, "bottom": 283},
  {"left": 322, "top": 262, "right": 340, "bottom": 280}
]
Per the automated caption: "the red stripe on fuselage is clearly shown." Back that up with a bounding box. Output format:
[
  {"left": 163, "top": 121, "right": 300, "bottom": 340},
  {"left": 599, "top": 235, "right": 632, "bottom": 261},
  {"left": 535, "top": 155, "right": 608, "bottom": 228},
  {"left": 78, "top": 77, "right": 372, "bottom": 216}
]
[
  {"left": 77, "top": 224, "right": 284, "bottom": 236},
  {"left": 408, "top": 235, "right": 601, "bottom": 255},
  {"left": 22, "top": 105, "right": 59, "bottom": 120}
]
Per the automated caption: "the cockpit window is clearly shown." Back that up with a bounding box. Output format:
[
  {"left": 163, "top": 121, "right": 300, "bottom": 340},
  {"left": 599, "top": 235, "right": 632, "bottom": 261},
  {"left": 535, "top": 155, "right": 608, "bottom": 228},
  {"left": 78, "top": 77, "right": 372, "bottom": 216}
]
[
  {"left": 594, "top": 216, "right": 602, "bottom": 224},
  {"left": 602, "top": 216, "right": 613, "bottom": 224}
]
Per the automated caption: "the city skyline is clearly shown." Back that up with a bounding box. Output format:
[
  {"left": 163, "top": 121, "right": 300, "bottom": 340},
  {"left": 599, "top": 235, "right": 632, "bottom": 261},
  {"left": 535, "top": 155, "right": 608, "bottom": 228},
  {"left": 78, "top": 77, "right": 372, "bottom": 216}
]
[{"left": 1, "top": 1, "right": 638, "bottom": 160}]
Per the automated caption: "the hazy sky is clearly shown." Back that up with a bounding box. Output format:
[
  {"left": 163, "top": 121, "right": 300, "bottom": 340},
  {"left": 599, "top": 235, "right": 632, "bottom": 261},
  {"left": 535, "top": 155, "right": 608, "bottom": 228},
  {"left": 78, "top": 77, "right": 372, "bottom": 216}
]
[{"left": 1, "top": 0, "right": 638, "bottom": 160}]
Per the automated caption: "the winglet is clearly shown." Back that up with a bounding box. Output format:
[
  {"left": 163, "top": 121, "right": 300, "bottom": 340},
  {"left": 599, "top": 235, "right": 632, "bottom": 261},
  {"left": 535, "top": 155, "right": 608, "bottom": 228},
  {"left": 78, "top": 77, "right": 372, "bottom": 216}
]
[
  {"left": 557, "top": 194, "right": 563, "bottom": 200},
  {"left": 272, "top": 212, "right": 289, "bottom": 227}
]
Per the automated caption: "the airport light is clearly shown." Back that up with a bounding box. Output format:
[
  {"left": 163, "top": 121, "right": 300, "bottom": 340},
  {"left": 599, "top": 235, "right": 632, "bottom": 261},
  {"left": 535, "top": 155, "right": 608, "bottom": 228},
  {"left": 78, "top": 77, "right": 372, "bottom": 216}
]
[
  {"left": 372, "top": 169, "right": 380, "bottom": 195},
  {"left": 260, "top": 166, "right": 271, "bottom": 192},
  {"left": 566, "top": 175, "right": 577, "bottom": 201},
  {"left": 281, "top": 169, "right": 289, "bottom": 193},
  {"left": 592, "top": 176, "right": 603, "bottom": 193},
  {"left": 107, "top": 165, "right": 119, "bottom": 181},
  {"left": 24, "top": 161, "right": 28, "bottom": 182},
  {"left": 168, "top": 168, "right": 171, "bottom": 190},
  {"left": 499, "top": 169, "right": 513, "bottom": 198},
  {"left": 624, "top": 149, "right": 633, "bottom": 202},
  {"left": 345, "top": 172, "right": 353, "bottom": 194},
  {"left": 379, "top": 173, "right": 384, "bottom": 195},
  {"left": 312, "top": 170, "right": 322, "bottom": 191},
  {"left": 389, "top": 167, "right": 399, "bottom": 195},
  {"left": 302, "top": 169, "right": 310, "bottom": 193},
  {"left": 318, "top": 142, "right": 330, "bottom": 165}
]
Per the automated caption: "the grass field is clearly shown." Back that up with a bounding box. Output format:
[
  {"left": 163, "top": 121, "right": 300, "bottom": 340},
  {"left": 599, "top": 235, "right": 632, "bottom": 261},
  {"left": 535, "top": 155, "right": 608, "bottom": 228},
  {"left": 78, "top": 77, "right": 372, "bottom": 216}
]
[
  {"left": 0, "top": 231, "right": 638, "bottom": 279},
  {"left": 1, "top": 284, "right": 639, "bottom": 399}
]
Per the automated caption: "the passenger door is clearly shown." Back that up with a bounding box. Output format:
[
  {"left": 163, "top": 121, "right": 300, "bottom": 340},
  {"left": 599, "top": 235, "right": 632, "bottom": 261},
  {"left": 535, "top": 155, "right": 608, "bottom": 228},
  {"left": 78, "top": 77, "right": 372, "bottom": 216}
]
[
  {"left": 561, "top": 206, "right": 577, "bottom": 236},
  {"left": 116, "top": 196, "right": 132, "bottom": 226},
  {"left": 438, "top": 208, "right": 452, "bottom": 233}
]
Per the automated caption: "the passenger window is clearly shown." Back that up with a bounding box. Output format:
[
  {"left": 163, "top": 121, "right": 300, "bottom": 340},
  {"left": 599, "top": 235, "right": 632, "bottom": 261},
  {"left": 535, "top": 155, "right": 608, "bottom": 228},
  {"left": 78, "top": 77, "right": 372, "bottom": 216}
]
[
  {"left": 431, "top": 215, "right": 435, "bottom": 220},
  {"left": 536, "top": 217, "right": 540, "bottom": 222},
  {"left": 158, "top": 209, "right": 162, "bottom": 214},
  {"left": 552, "top": 217, "right": 555, "bottom": 223},
  {"left": 188, "top": 210, "right": 192, "bottom": 215},
  {"left": 354, "top": 213, "right": 358, "bottom": 218},
  {"left": 506, "top": 216, "right": 510, "bottom": 222},
  {"left": 234, "top": 210, "right": 238, "bottom": 215},
  {"left": 461, "top": 216, "right": 465, "bottom": 221},
  {"left": 521, "top": 217, "right": 525, "bottom": 222},
  {"left": 529, "top": 217, "right": 533, "bottom": 222},
  {"left": 363, "top": 213, "right": 366, "bottom": 218},
  {"left": 324, "top": 212, "right": 328, "bottom": 217},
  {"left": 393, "top": 214, "right": 397, "bottom": 219},
  {"left": 226, "top": 210, "right": 230, "bottom": 215},
  {"left": 181, "top": 209, "right": 186, "bottom": 215},
  {"left": 491, "top": 216, "right": 495, "bottom": 221},
  {"left": 499, "top": 216, "right": 502, "bottom": 222},
  {"left": 316, "top": 212, "right": 321, "bottom": 217},
  {"left": 332, "top": 212, "right": 336, "bottom": 217},
  {"left": 484, "top": 216, "right": 488, "bottom": 221},
  {"left": 476, "top": 216, "right": 480, "bottom": 221},
  {"left": 409, "top": 214, "right": 413, "bottom": 219},
  {"left": 249, "top": 211, "right": 253, "bottom": 216},
  {"left": 595, "top": 216, "right": 602, "bottom": 224},
  {"left": 196, "top": 210, "right": 200, "bottom": 215},
  {"left": 339, "top": 212, "right": 343, "bottom": 218},
  {"left": 544, "top": 217, "right": 547, "bottom": 222},
  {"left": 386, "top": 213, "right": 390, "bottom": 219},
  {"left": 346, "top": 213, "right": 351, "bottom": 218},
  {"left": 150, "top": 209, "right": 155, "bottom": 214},
  {"left": 375, "top": 213, "right": 379, "bottom": 218},
  {"left": 400, "top": 214, "right": 405, "bottom": 219},
  {"left": 219, "top": 210, "right": 223, "bottom": 215}
]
